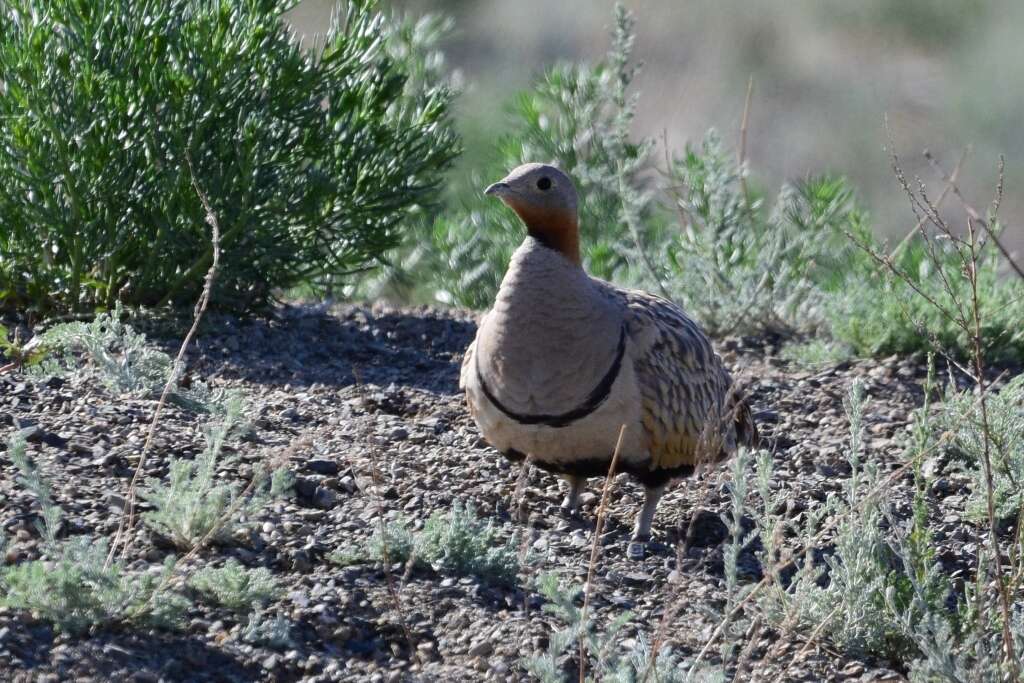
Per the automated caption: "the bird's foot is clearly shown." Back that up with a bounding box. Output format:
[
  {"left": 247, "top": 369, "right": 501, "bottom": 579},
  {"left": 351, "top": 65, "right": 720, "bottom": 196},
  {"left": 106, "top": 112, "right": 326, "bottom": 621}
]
[{"left": 627, "top": 534, "right": 650, "bottom": 561}]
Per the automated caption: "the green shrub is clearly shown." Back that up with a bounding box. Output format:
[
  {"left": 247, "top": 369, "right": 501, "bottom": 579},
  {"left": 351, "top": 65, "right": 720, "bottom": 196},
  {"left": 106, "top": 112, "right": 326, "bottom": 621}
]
[
  {"left": 924, "top": 373, "right": 1024, "bottom": 521},
  {"left": 0, "top": 0, "right": 458, "bottom": 315},
  {"left": 663, "top": 137, "right": 875, "bottom": 336},
  {"left": 824, "top": 240, "right": 1024, "bottom": 362}
]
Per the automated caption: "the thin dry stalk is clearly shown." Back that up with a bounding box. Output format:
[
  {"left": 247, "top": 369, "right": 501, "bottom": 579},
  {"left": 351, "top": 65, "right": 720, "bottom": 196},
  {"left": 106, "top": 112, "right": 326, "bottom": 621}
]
[
  {"left": 767, "top": 603, "right": 841, "bottom": 683},
  {"left": 125, "top": 453, "right": 281, "bottom": 621},
  {"left": 641, "top": 382, "right": 752, "bottom": 682},
  {"left": 513, "top": 457, "right": 539, "bottom": 618},
  {"left": 875, "top": 134, "right": 1019, "bottom": 672},
  {"left": 964, "top": 214, "right": 1019, "bottom": 674},
  {"left": 732, "top": 616, "right": 764, "bottom": 681},
  {"left": 353, "top": 367, "right": 421, "bottom": 666},
  {"left": 106, "top": 149, "right": 221, "bottom": 568},
  {"left": 924, "top": 151, "right": 1024, "bottom": 282},
  {"left": 578, "top": 424, "right": 627, "bottom": 683},
  {"left": 366, "top": 433, "right": 422, "bottom": 665},
  {"left": 512, "top": 457, "right": 534, "bottom": 524},
  {"left": 640, "top": 467, "right": 725, "bottom": 683},
  {"left": 889, "top": 146, "right": 968, "bottom": 259},
  {"left": 737, "top": 75, "right": 754, "bottom": 204}
]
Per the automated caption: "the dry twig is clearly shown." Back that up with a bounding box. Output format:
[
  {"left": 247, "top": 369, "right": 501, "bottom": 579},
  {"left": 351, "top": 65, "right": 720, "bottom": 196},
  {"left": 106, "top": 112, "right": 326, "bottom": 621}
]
[
  {"left": 578, "top": 425, "right": 627, "bottom": 683},
  {"left": 106, "top": 148, "right": 221, "bottom": 568}
]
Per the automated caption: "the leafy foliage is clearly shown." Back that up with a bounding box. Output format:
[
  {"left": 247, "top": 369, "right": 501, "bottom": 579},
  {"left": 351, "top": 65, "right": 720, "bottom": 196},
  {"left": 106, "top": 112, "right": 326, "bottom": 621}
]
[{"left": 0, "top": 0, "right": 458, "bottom": 315}]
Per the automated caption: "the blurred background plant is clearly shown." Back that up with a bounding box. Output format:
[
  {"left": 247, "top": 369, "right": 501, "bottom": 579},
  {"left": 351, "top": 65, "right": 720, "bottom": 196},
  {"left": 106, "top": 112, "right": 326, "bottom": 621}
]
[
  {"left": 324, "top": 1, "right": 1024, "bottom": 363},
  {"left": 293, "top": 0, "right": 1023, "bottom": 242}
]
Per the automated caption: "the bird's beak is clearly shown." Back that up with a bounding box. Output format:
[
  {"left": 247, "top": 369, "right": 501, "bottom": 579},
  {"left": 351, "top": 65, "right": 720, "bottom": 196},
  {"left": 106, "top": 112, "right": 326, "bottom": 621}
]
[{"left": 484, "top": 181, "right": 510, "bottom": 197}]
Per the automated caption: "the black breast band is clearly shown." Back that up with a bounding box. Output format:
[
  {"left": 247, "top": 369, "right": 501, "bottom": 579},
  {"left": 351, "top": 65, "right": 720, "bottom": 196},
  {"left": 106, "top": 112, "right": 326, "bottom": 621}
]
[{"left": 475, "top": 324, "right": 627, "bottom": 428}]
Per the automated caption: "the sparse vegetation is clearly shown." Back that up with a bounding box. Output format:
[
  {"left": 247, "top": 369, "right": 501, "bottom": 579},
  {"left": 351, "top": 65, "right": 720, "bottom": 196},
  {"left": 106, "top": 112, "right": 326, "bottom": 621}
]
[
  {"left": 335, "top": 501, "right": 519, "bottom": 586},
  {"left": 141, "top": 392, "right": 292, "bottom": 550},
  {"left": 522, "top": 573, "right": 722, "bottom": 683},
  {"left": 189, "top": 558, "right": 281, "bottom": 615},
  {"left": 0, "top": 432, "right": 188, "bottom": 634}
]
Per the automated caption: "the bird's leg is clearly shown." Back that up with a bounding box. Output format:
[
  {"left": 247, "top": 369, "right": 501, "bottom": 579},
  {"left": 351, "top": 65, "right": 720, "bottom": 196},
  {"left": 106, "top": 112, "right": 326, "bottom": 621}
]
[
  {"left": 628, "top": 484, "right": 666, "bottom": 560},
  {"left": 559, "top": 475, "right": 586, "bottom": 516}
]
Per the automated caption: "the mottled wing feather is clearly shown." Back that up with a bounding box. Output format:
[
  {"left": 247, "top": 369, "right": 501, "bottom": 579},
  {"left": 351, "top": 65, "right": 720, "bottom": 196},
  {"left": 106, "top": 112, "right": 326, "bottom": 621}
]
[
  {"left": 460, "top": 336, "right": 478, "bottom": 419},
  {"left": 621, "top": 289, "right": 738, "bottom": 471}
]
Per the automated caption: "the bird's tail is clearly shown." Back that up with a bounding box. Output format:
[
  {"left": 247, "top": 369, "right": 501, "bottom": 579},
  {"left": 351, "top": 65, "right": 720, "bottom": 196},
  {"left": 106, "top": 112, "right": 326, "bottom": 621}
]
[{"left": 732, "top": 397, "right": 759, "bottom": 450}]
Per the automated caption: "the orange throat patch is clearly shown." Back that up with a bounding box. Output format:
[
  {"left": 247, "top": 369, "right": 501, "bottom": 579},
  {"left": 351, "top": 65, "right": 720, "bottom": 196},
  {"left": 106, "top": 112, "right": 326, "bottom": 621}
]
[{"left": 508, "top": 202, "right": 581, "bottom": 265}]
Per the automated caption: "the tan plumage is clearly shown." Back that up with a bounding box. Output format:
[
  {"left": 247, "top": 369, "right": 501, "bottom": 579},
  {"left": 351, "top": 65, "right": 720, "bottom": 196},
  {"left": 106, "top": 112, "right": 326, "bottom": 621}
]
[{"left": 461, "top": 163, "right": 758, "bottom": 558}]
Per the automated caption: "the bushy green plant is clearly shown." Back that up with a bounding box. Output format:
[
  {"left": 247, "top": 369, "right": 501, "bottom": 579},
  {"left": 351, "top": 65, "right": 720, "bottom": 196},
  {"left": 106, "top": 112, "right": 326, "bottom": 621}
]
[
  {"left": 189, "top": 558, "right": 280, "bottom": 614},
  {"left": 416, "top": 500, "right": 519, "bottom": 585},
  {"left": 0, "top": 432, "right": 187, "bottom": 634},
  {"left": 189, "top": 557, "right": 291, "bottom": 648},
  {"left": 0, "top": 0, "right": 458, "bottom": 315},
  {"left": 25, "top": 304, "right": 171, "bottom": 393},
  {"left": 140, "top": 394, "right": 292, "bottom": 549},
  {"left": 239, "top": 608, "right": 294, "bottom": 648},
  {"left": 780, "top": 338, "right": 854, "bottom": 369},
  {"left": 824, "top": 240, "right": 1024, "bottom": 362},
  {"left": 664, "top": 136, "right": 874, "bottom": 335}
]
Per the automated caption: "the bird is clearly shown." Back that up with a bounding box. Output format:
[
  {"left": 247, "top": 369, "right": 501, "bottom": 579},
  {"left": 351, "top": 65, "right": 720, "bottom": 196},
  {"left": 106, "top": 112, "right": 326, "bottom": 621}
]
[{"left": 460, "top": 162, "right": 758, "bottom": 559}]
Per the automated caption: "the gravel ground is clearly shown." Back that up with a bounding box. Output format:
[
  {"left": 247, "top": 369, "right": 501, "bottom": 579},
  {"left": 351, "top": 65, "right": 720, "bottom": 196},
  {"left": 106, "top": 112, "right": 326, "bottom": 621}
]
[{"left": 0, "top": 303, "right": 997, "bottom": 682}]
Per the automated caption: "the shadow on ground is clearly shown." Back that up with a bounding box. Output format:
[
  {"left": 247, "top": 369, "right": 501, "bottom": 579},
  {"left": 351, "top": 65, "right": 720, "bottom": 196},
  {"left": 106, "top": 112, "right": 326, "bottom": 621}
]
[{"left": 154, "top": 304, "right": 479, "bottom": 396}]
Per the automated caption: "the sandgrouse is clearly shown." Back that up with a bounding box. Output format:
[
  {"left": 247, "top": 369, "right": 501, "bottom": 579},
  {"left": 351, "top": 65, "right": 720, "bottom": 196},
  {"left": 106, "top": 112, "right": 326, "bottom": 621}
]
[{"left": 460, "top": 162, "right": 758, "bottom": 559}]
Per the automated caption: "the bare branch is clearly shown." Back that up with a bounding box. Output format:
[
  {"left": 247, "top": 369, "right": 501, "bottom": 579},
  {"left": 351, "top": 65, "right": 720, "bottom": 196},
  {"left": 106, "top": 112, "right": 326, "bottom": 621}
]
[
  {"left": 889, "top": 146, "right": 968, "bottom": 258},
  {"left": 738, "top": 75, "right": 754, "bottom": 204},
  {"left": 579, "top": 425, "right": 627, "bottom": 683},
  {"left": 106, "top": 146, "right": 221, "bottom": 568}
]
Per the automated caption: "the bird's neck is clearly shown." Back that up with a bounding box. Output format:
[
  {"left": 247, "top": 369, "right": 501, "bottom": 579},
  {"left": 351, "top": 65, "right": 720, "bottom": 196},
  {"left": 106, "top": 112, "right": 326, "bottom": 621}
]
[{"left": 511, "top": 205, "right": 581, "bottom": 266}]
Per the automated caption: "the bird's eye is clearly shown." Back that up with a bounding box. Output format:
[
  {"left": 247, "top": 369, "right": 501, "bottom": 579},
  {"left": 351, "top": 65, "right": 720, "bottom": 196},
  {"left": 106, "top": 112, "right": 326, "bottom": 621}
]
[{"left": 536, "top": 177, "right": 552, "bottom": 191}]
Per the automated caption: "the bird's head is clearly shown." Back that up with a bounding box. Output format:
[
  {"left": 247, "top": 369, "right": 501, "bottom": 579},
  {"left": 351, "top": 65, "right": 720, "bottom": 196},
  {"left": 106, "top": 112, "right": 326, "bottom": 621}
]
[{"left": 485, "top": 163, "right": 581, "bottom": 265}]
